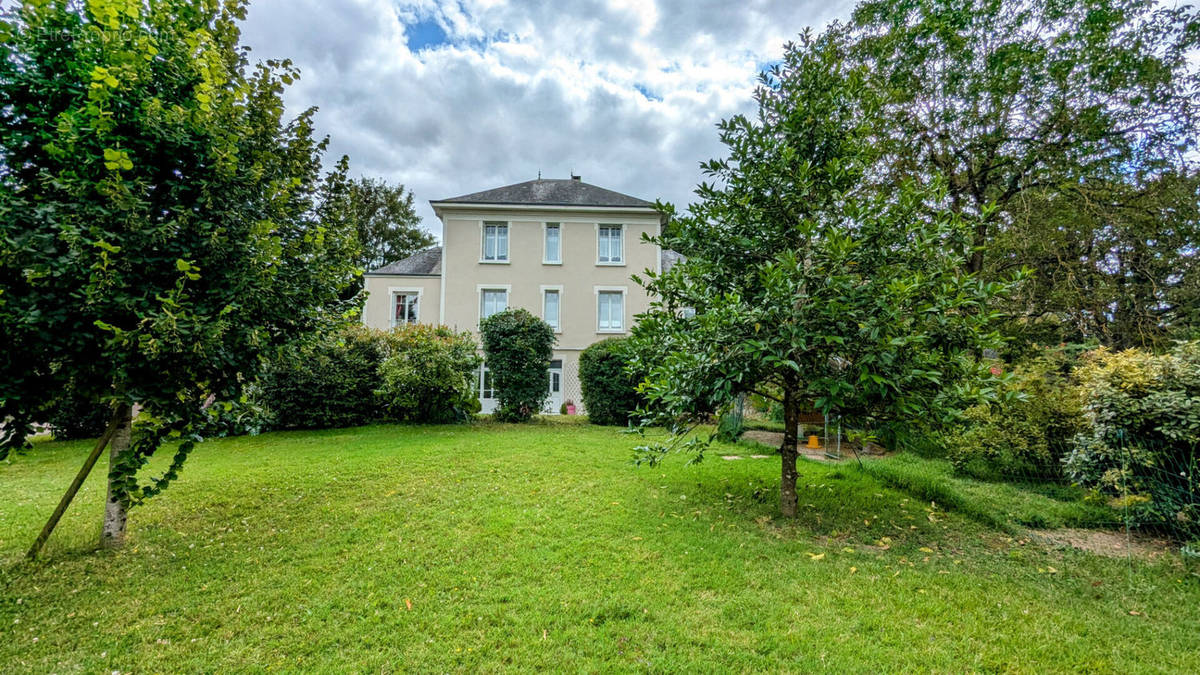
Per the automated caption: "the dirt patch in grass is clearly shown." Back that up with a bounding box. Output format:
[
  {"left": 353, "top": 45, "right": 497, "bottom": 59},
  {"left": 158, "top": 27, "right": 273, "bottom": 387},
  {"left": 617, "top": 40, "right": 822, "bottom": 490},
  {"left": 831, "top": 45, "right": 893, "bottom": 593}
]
[{"left": 1034, "top": 528, "right": 1175, "bottom": 559}]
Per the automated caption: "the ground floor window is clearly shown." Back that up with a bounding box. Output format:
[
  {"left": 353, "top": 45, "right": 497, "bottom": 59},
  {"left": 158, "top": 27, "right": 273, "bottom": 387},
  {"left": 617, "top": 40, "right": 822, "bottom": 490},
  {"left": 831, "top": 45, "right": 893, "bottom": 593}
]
[
  {"left": 392, "top": 292, "right": 419, "bottom": 327},
  {"left": 477, "top": 366, "right": 496, "bottom": 399}
]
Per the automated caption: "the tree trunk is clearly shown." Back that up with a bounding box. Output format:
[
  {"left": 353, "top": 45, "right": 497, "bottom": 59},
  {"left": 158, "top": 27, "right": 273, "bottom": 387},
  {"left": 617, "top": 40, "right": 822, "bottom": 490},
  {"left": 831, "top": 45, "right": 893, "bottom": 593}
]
[
  {"left": 100, "top": 403, "right": 133, "bottom": 549},
  {"left": 780, "top": 388, "right": 800, "bottom": 518},
  {"left": 26, "top": 405, "right": 123, "bottom": 560}
]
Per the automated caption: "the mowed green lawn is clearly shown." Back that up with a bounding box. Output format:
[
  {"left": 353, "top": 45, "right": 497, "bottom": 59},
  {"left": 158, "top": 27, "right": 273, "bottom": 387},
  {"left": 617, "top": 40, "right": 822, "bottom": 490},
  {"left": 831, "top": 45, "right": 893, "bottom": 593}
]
[{"left": 2, "top": 421, "right": 1197, "bottom": 673}]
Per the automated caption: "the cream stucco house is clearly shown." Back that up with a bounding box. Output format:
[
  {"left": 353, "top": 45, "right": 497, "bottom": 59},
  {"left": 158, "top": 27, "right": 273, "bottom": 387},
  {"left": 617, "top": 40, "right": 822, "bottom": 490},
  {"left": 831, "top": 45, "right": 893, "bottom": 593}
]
[{"left": 362, "top": 176, "right": 671, "bottom": 414}]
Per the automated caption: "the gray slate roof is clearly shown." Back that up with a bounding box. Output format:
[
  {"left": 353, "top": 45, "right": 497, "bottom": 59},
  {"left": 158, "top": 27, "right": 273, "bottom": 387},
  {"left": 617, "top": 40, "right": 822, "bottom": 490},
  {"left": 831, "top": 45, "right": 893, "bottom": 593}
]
[
  {"left": 368, "top": 246, "right": 442, "bottom": 276},
  {"left": 432, "top": 178, "right": 654, "bottom": 208}
]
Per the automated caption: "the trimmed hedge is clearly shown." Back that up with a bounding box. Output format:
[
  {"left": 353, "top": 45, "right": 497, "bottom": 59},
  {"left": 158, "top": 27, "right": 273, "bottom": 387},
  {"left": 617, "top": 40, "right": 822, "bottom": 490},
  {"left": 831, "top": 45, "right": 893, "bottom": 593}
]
[
  {"left": 479, "top": 309, "right": 555, "bottom": 422},
  {"left": 257, "top": 324, "right": 480, "bottom": 430},
  {"left": 579, "top": 337, "right": 642, "bottom": 426}
]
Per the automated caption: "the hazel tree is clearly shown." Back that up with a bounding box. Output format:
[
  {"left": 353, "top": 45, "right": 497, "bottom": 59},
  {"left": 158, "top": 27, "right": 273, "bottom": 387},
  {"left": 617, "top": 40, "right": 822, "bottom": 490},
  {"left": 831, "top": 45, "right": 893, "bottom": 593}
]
[{"left": 0, "top": 0, "right": 359, "bottom": 555}]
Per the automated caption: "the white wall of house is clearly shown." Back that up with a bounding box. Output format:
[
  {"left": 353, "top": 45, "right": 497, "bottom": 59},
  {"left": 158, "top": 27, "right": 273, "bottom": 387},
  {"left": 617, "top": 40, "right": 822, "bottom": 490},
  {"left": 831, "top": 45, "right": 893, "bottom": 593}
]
[
  {"left": 361, "top": 198, "right": 662, "bottom": 415},
  {"left": 437, "top": 206, "right": 661, "bottom": 347},
  {"left": 361, "top": 274, "right": 441, "bottom": 331}
]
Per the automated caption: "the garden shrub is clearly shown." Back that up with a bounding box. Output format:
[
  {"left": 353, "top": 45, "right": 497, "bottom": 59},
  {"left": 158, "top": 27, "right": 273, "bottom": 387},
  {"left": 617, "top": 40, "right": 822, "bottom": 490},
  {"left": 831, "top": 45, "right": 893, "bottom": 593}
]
[
  {"left": 43, "top": 384, "right": 111, "bottom": 440},
  {"left": 579, "top": 338, "right": 643, "bottom": 426},
  {"left": 479, "top": 309, "right": 555, "bottom": 422},
  {"left": 257, "top": 326, "right": 387, "bottom": 430},
  {"left": 943, "top": 354, "right": 1085, "bottom": 481},
  {"left": 1063, "top": 342, "right": 1200, "bottom": 539},
  {"left": 376, "top": 324, "right": 481, "bottom": 423}
]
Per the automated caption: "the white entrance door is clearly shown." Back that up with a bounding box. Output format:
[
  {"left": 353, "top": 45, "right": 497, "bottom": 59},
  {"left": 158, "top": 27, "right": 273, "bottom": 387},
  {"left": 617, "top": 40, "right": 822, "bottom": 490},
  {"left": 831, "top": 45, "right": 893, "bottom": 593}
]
[
  {"left": 478, "top": 366, "right": 498, "bottom": 414},
  {"left": 544, "top": 359, "right": 563, "bottom": 414}
]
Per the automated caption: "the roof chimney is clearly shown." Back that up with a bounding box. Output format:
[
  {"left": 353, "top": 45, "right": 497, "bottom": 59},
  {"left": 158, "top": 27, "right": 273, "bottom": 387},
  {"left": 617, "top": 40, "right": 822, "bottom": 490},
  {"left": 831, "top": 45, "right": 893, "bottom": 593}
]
[{"left": 570, "top": 173, "right": 581, "bottom": 181}]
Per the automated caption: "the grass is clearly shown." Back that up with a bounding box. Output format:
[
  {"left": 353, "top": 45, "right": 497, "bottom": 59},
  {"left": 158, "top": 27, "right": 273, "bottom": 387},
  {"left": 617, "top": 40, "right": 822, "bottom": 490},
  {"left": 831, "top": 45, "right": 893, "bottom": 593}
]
[
  {"left": 2, "top": 421, "right": 1198, "bottom": 672},
  {"left": 858, "top": 453, "right": 1122, "bottom": 532}
]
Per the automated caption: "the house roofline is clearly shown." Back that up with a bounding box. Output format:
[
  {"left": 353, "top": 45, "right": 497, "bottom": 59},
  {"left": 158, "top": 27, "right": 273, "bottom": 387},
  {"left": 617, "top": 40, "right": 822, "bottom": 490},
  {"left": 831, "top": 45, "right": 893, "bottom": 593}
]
[
  {"left": 430, "top": 201, "right": 666, "bottom": 223},
  {"left": 363, "top": 272, "right": 441, "bottom": 278}
]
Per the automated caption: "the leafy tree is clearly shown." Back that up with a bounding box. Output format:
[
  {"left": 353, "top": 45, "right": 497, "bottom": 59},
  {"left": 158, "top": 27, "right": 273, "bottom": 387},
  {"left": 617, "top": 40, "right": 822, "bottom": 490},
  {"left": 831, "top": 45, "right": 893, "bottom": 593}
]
[
  {"left": 995, "top": 175, "right": 1200, "bottom": 350},
  {"left": 346, "top": 176, "right": 435, "bottom": 273},
  {"left": 0, "top": 0, "right": 359, "bottom": 555},
  {"left": 579, "top": 338, "right": 643, "bottom": 426},
  {"left": 848, "top": 0, "right": 1200, "bottom": 346},
  {"left": 479, "top": 309, "right": 555, "bottom": 422},
  {"left": 630, "top": 30, "right": 1013, "bottom": 517}
]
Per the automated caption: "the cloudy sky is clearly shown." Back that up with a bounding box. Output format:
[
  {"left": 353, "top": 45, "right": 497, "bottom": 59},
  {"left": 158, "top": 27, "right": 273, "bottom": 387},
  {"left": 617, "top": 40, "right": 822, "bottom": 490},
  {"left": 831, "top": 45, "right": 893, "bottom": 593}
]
[{"left": 238, "top": 0, "right": 854, "bottom": 240}]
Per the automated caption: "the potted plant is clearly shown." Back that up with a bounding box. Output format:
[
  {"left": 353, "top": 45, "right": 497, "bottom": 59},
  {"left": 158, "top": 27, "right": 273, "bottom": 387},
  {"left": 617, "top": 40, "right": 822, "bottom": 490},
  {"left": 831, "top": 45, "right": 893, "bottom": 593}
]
[{"left": 564, "top": 399, "right": 576, "bottom": 415}]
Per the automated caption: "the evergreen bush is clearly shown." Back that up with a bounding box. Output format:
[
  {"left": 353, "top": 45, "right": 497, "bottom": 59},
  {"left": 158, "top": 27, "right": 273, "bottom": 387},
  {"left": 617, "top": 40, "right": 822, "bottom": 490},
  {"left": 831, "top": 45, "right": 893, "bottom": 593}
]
[
  {"left": 579, "top": 338, "right": 643, "bottom": 426},
  {"left": 479, "top": 309, "right": 555, "bottom": 422}
]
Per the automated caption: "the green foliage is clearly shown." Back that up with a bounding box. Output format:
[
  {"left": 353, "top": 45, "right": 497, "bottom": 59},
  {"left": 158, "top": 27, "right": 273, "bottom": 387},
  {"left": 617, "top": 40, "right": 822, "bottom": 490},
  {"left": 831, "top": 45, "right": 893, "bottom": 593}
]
[
  {"left": 630, "top": 29, "right": 1015, "bottom": 474},
  {"left": 944, "top": 355, "right": 1086, "bottom": 481},
  {"left": 0, "top": 0, "right": 359, "bottom": 508},
  {"left": 43, "top": 386, "right": 111, "bottom": 441},
  {"left": 578, "top": 338, "right": 642, "bottom": 426},
  {"left": 258, "top": 325, "right": 482, "bottom": 429},
  {"left": 478, "top": 309, "right": 555, "bottom": 422},
  {"left": 258, "top": 326, "right": 387, "bottom": 431},
  {"left": 376, "top": 324, "right": 481, "bottom": 423},
  {"left": 1064, "top": 342, "right": 1200, "bottom": 538},
  {"left": 848, "top": 0, "right": 1200, "bottom": 349},
  {"left": 344, "top": 176, "right": 436, "bottom": 274}
]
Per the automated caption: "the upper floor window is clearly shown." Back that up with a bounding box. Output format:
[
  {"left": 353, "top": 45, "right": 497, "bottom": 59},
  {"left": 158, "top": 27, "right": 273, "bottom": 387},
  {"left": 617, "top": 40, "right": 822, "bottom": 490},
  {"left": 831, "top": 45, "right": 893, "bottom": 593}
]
[
  {"left": 482, "top": 222, "right": 508, "bottom": 262},
  {"left": 480, "top": 288, "right": 508, "bottom": 321},
  {"left": 544, "top": 223, "right": 561, "bottom": 264},
  {"left": 597, "top": 290, "right": 624, "bottom": 332},
  {"left": 597, "top": 224, "right": 623, "bottom": 264},
  {"left": 392, "top": 292, "right": 419, "bottom": 327},
  {"left": 543, "top": 288, "right": 561, "bottom": 331}
]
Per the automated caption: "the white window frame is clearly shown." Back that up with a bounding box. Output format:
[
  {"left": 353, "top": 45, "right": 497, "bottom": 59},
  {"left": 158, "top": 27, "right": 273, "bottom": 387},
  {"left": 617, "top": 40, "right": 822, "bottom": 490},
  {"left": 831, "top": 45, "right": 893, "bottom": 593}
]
[
  {"left": 477, "top": 365, "right": 496, "bottom": 399},
  {"left": 480, "top": 221, "right": 509, "bottom": 263},
  {"left": 388, "top": 287, "right": 423, "bottom": 328},
  {"left": 594, "top": 285, "right": 627, "bottom": 334},
  {"left": 543, "top": 222, "right": 562, "bottom": 265},
  {"left": 596, "top": 223, "right": 624, "bottom": 265},
  {"left": 541, "top": 284, "right": 563, "bottom": 333},
  {"left": 477, "top": 284, "right": 511, "bottom": 324}
]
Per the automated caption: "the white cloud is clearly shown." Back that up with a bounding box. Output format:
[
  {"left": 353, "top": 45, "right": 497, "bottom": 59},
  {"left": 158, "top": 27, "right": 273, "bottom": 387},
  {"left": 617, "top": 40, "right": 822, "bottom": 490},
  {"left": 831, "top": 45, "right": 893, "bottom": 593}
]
[{"left": 238, "top": 0, "right": 854, "bottom": 242}]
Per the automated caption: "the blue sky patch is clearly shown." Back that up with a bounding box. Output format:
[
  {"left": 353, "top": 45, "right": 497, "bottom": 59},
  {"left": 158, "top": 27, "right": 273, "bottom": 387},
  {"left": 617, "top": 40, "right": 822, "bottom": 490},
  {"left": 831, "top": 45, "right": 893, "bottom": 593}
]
[
  {"left": 405, "top": 17, "right": 450, "bottom": 52},
  {"left": 634, "top": 83, "right": 663, "bottom": 102}
]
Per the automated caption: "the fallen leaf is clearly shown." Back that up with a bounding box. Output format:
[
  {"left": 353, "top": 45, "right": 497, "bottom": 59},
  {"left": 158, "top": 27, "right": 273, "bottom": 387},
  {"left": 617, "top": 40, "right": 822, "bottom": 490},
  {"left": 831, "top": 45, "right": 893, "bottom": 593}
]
[
  {"left": 808, "top": 552, "right": 825, "bottom": 561},
  {"left": 919, "top": 547, "right": 934, "bottom": 553},
  {"left": 405, "top": 598, "right": 412, "bottom": 611},
  {"left": 849, "top": 566, "right": 857, "bottom": 574}
]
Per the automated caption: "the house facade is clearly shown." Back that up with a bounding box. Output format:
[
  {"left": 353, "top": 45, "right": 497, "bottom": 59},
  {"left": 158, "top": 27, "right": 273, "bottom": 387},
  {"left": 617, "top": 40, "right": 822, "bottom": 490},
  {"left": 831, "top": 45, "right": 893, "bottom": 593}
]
[{"left": 362, "top": 177, "right": 667, "bottom": 414}]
